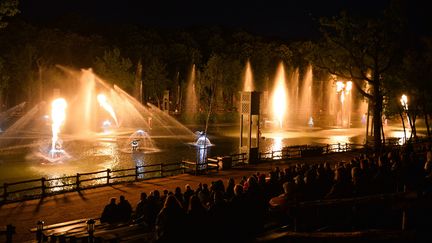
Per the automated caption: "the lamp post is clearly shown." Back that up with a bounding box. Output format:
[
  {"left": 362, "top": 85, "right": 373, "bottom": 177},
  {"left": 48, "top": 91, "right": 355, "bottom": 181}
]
[
  {"left": 86, "top": 219, "right": 95, "bottom": 243},
  {"left": 36, "top": 220, "right": 44, "bottom": 243},
  {"left": 400, "top": 94, "right": 409, "bottom": 143}
]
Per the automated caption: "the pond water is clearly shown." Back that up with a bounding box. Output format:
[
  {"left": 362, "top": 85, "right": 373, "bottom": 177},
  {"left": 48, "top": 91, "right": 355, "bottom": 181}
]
[{"left": 0, "top": 119, "right": 418, "bottom": 185}]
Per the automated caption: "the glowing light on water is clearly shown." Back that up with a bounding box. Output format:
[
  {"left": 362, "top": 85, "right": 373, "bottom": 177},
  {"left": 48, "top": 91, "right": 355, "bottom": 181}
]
[
  {"left": 329, "top": 135, "right": 350, "bottom": 145},
  {"left": 272, "top": 136, "right": 283, "bottom": 152},
  {"left": 97, "top": 94, "right": 119, "bottom": 127},
  {"left": 272, "top": 63, "right": 287, "bottom": 128},
  {"left": 51, "top": 98, "right": 67, "bottom": 157}
]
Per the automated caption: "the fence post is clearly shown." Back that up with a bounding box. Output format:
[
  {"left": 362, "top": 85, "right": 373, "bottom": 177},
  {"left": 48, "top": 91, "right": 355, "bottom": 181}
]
[
  {"left": 135, "top": 166, "right": 139, "bottom": 180},
  {"left": 41, "top": 177, "right": 46, "bottom": 197},
  {"left": 6, "top": 224, "right": 15, "bottom": 243},
  {"left": 338, "top": 143, "right": 341, "bottom": 152},
  {"left": 76, "top": 173, "right": 80, "bottom": 191},
  {"left": 326, "top": 144, "right": 329, "bottom": 153},
  {"left": 36, "top": 220, "right": 44, "bottom": 243},
  {"left": 345, "top": 143, "right": 348, "bottom": 152},
  {"left": 3, "top": 183, "right": 8, "bottom": 202},
  {"left": 106, "top": 169, "right": 111, "bottom": 185}
]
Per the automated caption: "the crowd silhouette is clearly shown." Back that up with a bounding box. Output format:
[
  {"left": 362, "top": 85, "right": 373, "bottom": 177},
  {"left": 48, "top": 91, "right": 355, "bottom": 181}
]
[{"left": 100, "top": 143, "right": 432, "bottom": 242}]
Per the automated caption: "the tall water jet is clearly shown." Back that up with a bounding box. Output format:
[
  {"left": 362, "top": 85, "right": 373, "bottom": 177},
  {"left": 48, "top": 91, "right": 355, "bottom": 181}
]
[
  {"left": 335, "top": 80, "right": 352, "bottom": 127},
  {"left": 288, "top": 68, "right": 299, "bottom": 119},
  {"left": 272, "top": 63, "right": 288, "bottom": 128},
  {"left": 184, "top": 64, "right": 198, "bottom": 122},
  {"left": 97, "top": 93, "right": 119, "bottom": 127},
  {"left": 51, "top": 98, "right": 67, "bottom": 157},
  {"left": 299, "top": 65, "right": 313, "bottom": 124},
  {"left": 243, "top": 61, "right": 254, "bottom": 92},
  {"left": 80, "top": 69, "right": 96, "bottom": 134}
]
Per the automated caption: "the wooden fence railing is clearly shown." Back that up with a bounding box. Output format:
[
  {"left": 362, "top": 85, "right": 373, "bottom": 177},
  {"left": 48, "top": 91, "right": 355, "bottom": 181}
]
[
  {"left": 0, "top": 162, "right": 189, "bottom": 204},
  {"left": 0, "top": 143, "right": 361, "bottom": 204},
  {"left": 259, "top": 143, "right": 361, "bottom": 161}
]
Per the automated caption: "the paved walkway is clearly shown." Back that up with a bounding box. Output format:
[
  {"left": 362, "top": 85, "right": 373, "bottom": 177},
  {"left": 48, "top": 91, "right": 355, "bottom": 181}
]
[{"left": 0, "top": 151, "right": 360, "bottom": 242}]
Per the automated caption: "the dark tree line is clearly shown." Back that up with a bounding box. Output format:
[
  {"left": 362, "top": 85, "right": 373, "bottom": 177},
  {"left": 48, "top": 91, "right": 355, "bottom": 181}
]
[{"left": 0, "top": 1, "right": 431, "bottom": 151}]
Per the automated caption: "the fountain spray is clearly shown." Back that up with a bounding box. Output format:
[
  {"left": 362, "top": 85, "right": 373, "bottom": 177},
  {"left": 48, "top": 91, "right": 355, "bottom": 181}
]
[
  {"left": 272, "top": 63, "right": 287, "bottom": 128},
  {"left": 97, "top": 94, "right": 119, "bottom": 127},
  {"left": 51, "top": 98, "right": 67, "bottom": 157}
]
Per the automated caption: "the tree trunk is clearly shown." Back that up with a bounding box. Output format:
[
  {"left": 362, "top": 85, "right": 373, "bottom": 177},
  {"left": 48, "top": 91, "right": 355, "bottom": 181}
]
[
  {"left": 400, "top": 112, "right": 407, "bottom": 143},
  {"left": 372, "top": 81, "right": 382, "bottom": 152}
]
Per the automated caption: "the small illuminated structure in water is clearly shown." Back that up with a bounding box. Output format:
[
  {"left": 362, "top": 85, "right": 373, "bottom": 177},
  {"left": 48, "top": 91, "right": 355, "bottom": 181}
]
[
  {"left": 195, "top": 131, "right": 212, "bottom": 169},
  {"left": 308, "top": 116, "right": 314, "bottom": 127},
  {"left": 102, "top": 120, "right": 112, "bottom": 133}
]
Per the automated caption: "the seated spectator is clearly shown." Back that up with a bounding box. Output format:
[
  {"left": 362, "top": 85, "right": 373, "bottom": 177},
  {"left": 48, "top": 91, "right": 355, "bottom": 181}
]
[
  {"left": 148, "top": 190, "right": 163, "bottom": 227},
  {"left": 208, "top": 190, "right": 230, "bottom": 242},
  {"left": 186, "top": 195, "right": 208, "bottom": 243},
  {"left": 101, "top": 197, "right": 119, "bottom": 224},
  {"left": 174, "top": 187, "right": 184, "bottom": 207},
  {"left": 155, "top": 195, "right": 186, "bottom": 242},
  {"left": 117, "top": 195, "right": 133, "bottom": 223},
  {"left": 183, "top": 184, "right": 194, "bottom": 209},
  {"left": 325, "top": 167, "right": 353, "bottom": 199},
  {"left": 269, "top": 182, "right": 296, "bottom": 211},
  {"left": 225, "top": 178, "right": 235, "bottom": 199},
  {"left": 135, "top": 192, "right": 149, "bottom": 223}
]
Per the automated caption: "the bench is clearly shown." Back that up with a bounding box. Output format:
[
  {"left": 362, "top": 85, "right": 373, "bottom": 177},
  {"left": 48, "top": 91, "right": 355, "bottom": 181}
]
[
  {"left": 0, "top": 225, "right": 15, "bottom": 243},
  {"left": 29, "top": 218, "right": 153, "bottom": 242}
]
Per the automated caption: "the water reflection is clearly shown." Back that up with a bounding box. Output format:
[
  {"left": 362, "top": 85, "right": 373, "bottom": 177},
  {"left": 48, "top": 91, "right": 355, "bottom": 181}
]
[
  {"left": 328, "top": 135, "right": 350, "bottom": 145},
  {"left": 388, "top": 130, "right": 412, "bottom": 145},
  {"left": 132, "top": 152, "right": 145, "bottom": 179},
  {"left": 97, "top": 141, "right": 120, "bottom": 169},
  {"left": 271, "top": 136, "right": 283, "bottom": 158}
]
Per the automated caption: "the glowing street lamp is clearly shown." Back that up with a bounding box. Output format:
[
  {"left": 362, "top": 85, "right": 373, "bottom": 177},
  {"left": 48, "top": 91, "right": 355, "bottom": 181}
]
[
  {"left": 400, "top": 94, "right": 408, "bottom": 111},
  {"left": 400, "top": 94, "right": 410, "bottom": 143}
]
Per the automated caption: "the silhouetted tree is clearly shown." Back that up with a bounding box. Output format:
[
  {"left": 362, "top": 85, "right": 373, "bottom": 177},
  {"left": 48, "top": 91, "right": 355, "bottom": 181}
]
[
  {"left": 0, "top": 0, "right": 19, "bottom": 29},
  {"left": 93, "top": 48, "right": 135, "bottom": 92},
  {"left": 310, "top": 5, "right": 405, "bottom": 151}
]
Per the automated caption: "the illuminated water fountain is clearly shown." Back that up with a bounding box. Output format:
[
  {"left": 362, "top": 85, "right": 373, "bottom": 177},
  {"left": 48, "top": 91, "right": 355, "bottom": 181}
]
[
  {"left": 271, "top": 63, "right": 288, "bottom": 128},
  {"left": 243, "top": 60, "right": 254, "bottom": 92},
  {"left": 184, "top": 64, "right": 198, "bottom": 122},
  {"left": 0, "top": 68, "right": 196, "bottom": 167}
]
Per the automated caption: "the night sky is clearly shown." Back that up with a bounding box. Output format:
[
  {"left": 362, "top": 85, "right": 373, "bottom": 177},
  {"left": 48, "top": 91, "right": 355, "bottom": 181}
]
[{"left": 18, "top": 0, "right": 432, "bottom": 40}]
